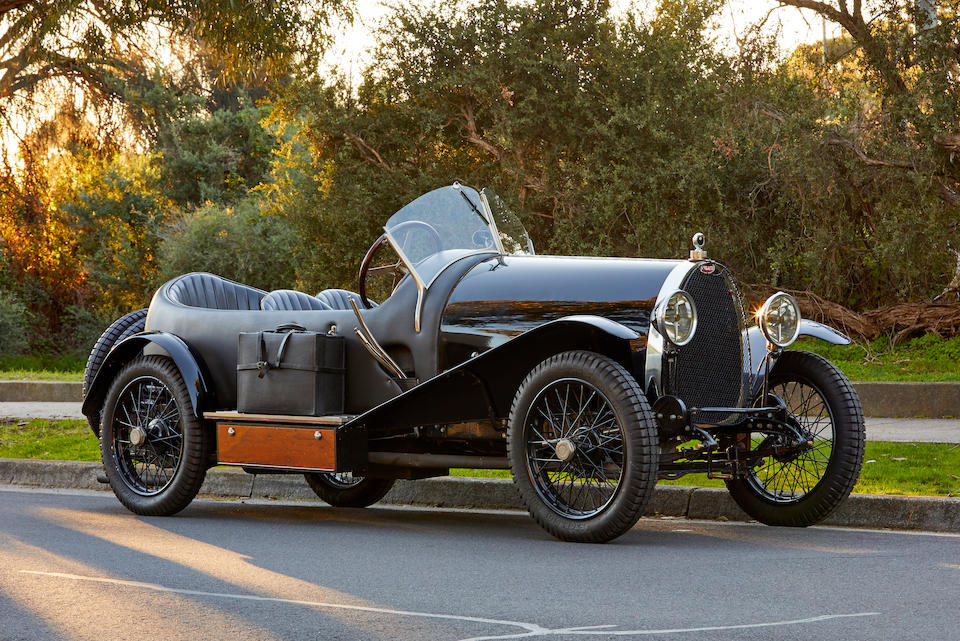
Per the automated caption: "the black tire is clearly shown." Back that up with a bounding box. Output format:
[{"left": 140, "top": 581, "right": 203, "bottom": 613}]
[
  {"left": 507, "top": 350, "right": 659, "bottom": 543},
  {"left": 100, "top": 355, "right": 211, "bottom": 516},
  {"left": 304, "top": 472, "right": 395, "bottom": 507},
  {"left": 83, "top": 308, "right": 148, "bottom": 432},
  {"left": 726, "top": 350, "right": 865, "bottom": 527}
]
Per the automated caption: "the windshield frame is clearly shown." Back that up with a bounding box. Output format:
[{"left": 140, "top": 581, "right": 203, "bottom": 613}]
[{"left": 380, "top": 183, "right": 527, "bottom": 332}]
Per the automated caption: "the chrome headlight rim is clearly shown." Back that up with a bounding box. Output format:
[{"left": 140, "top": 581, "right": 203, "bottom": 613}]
[
  {"left": 758, "top": 291, "right": 802, "bottom": 348},
  {"left": 655, "top": 289, "right": 698, "bottom": 347}
]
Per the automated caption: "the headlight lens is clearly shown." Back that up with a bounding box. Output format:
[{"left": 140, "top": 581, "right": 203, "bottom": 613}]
[
  {"left": 759, "top": 292, "right": 801, "bottom": 347},
  {"left": 657, "top": 290, "right": 697, "bottom": 347}
]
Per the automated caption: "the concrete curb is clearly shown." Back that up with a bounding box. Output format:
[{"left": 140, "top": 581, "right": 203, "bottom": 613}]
[
  {"left": 854, "top": 382, "right": 960, "bottom": 418},
  {"left": 3, "top": 380, "right": 959, "bottom": 417},
  {"left": 0, "top": 381, "right": 83, "bottom": 403},
  {"left": 2, "top": 459, "right": 957, "bottom": 533}
]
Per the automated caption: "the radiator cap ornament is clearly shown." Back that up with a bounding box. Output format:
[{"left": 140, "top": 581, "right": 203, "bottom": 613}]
[{"left": 689, "top": 232, "right": 707, "bottom": 261}]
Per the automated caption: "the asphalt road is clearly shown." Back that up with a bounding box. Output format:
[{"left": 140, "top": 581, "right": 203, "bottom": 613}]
[{"left": 1, "top": 488, "right": 957, "bottom": 641}]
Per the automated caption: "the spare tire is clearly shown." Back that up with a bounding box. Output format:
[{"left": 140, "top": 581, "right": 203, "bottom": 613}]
[{"left": 82, "top": 308, "right": 148, "bottom": 433}]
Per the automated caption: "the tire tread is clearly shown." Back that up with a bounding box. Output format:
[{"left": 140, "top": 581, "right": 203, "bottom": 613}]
[
  {"left": 507, "top": 350, "right": 658, "bottom": 543},
  {"left": 726, "top": 350, "right": 865, "bottom": 527},
  {"left": 101, "top": 355, "right": 209, "bottom": 516}
]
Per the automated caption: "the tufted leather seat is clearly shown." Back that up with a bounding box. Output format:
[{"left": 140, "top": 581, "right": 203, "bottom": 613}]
[
  {"left": 165, "top": 273, "right": 265, "bottom": 310},
  {"left": 316, "top": 288, "right": 377, "bottom": 310},
  {"left": 261, "top": 289, "right": 332, "bottom": 311}
]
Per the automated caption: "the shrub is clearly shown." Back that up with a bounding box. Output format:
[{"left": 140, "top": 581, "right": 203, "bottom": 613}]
[
  {"left": 158, "top": 197, "right": 298, "bottom": 291},
  {"left": 0, "top": 289, "right": 31, "bottom": 358}
]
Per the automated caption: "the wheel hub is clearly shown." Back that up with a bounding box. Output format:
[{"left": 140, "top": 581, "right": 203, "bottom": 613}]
[
  {"left": 129, "top": 427, "right": 147, "bottom": 446},
  {"left": 555, "top": 438, "right": 577, "bottom": 462}
]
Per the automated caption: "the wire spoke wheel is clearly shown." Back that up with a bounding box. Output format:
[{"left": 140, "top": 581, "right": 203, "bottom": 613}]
[
  {"left": 101, "top": 355, "right": 211, "bottom": 516},
  {"left": 524, "top": 378, "right": 625, "bottom": 519},
  {"left": 303, "top": 472, "right": 395, "bottom": 507},
  {"left": 746, "top": 380, "right": 834, "bottom": 503},
  {"left": 508, "top": 351, "right": 658, "bottom": 543},
  {"left": 112, "top": 376, "right": 183, "bottom": 496},
  {"left": 320, "top": 472, "right": 365, "bottom": 489},
  {"left": 726, "top": 350, "right": 865, "bottom": 527}
]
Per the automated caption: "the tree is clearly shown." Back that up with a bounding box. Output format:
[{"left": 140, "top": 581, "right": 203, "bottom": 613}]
[
  {"left": 264, "top": 0, "right": 958, "bottom": 312},
  {"left": 771, "top": 1, "right": 960, "bottom": 207},
  {"left": 0, "top": 0, "right": 349, "bottom": 137}
]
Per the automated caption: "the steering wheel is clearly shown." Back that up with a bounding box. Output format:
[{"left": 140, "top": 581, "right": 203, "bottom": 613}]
[{"left": 358, "top": 220, "right": 442, "bottom": 309}]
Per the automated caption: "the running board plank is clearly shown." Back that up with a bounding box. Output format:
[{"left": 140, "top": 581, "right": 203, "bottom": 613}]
[{"left": 203, "top": 411, "right": 354, "bottom": 426}]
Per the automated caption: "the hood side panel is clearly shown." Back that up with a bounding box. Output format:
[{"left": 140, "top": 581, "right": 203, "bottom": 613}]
[{"left": 440, "top": 255, "right": 681, "bottom": 370}]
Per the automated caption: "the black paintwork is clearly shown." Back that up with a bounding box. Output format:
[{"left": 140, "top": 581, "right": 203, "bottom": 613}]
[
  {"left": 83, "top": 242, "right": 850, "bottom": 445},
  {"left": 81, "top": 332, "right": 211, "bottom": 435},
  {"left": 440, "top": 255, "right": 678, "bottom": 369}
]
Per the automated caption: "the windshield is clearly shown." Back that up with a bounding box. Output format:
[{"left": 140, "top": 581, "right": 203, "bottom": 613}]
[
  {"left": 383, "top": 183, "right": 533, "bottom": 286},
  {"left": 481, "top": 188, "right": 535, "bottom": 256}
]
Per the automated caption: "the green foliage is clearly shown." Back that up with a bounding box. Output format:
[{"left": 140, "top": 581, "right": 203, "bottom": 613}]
[
  {"left": 159, "top": 101, "right": 277, "bottom": 208},
  {"left": 796, "top": 335, "right": 960, "bottom": 382},
  {"left": 264, "top": 0, "right": 960, "bottom": 310},
  {"left": 0, "top": 290, "right": 30, "bottom": 358},
  {"left": 61, "top": 154, "right": 169, "bottom": 312},
  {"left": 0, "top": 0, "right": 349, "bottom": 122},
  {"left": 159, "top": 197, "right": 298, "bottom": 291}
]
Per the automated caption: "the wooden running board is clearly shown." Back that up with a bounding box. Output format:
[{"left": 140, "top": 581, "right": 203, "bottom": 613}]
[
  {"left": 203, "top": 411, "right": 355, "bottom": 425},
  {"left": 204, "top": 411, "right": 365, "bottom": 473}
]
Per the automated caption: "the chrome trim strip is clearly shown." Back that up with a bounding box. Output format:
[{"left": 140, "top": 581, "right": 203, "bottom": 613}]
[
  {"left": 220, "top": 462, "right": 335, "bottom": 472},
  {"left": 644, "top": 261, "right": 699, "bottom": 395},
  {"left": 479, "top": 190, "right": 507, "bottom": 255},
  {"left": 349, "top": 297, "right": 407, "bottom": 379},
  {"left": 383, "top": 227, "right": 427, "bottom": 332}
]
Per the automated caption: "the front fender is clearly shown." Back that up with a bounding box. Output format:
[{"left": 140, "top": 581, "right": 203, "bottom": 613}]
[
  {"left": 349, "top": 315, "right": 643, "bottom": 437},
  {"left": 81, "top": 332, "right": 212, "bottom": 434},
  {"left": 746, "top": 319, "right": 851, "bottom": 399},
  {"left": 799, "top": 319, "right": 851, "bottom": 345}
]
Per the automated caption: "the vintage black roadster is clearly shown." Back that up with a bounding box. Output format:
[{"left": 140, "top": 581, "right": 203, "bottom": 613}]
[{"left": 82, "top": 183, "right": 865, "bottom": 542}]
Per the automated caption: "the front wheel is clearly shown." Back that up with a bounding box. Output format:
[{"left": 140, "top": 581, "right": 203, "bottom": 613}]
[
  {"left": 726, "top": 350, "right": 865, "bottom": 527},
  {"left": 100, "top": 355, "right": 211, "bottom": 516},
  {"left": 507, "top": 351, "right": 659, "bottom": 543},
  {"left": 304, "top": 472, "right": 395, "bottom": 507}
]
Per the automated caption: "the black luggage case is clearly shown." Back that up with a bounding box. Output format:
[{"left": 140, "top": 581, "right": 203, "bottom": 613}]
[{"left": 237, "top": 327, "right": 345, "bottom": 416}]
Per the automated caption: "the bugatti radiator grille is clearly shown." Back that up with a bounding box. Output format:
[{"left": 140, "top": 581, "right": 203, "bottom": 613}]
[{"left": 675, "top": 266, "right": 748, "bottom": 424}]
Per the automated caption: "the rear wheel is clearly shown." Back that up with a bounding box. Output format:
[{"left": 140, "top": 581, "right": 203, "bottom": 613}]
[
  {"left": 507, "top": 351, "right": 658, "bottom": 543},
  {"left": 100, "top": 355, "right": 211, "bottom": 516},
  {"left": 83, "top": 308, "right": 147, "bottom": 433},
  {"left": 726, "top": 350, "right": 865, "bottom": 526},
  {"left": 304, "top": 472, "right": 395, "bottom": 507}
]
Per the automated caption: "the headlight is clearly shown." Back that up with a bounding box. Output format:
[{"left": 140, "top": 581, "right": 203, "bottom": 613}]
[
  {"left": 656, "top": 290, "right": 697, "bottom": 347},
  {"left": 758, "top": 292, "right": 801, "bottom": 347}
]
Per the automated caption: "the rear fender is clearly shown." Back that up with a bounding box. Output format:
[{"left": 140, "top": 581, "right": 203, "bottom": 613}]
[
  {"left": 350, "top": 315, "right": 642, "bottom": 437},
  {"left": 81, "top": 332, "right": 212, "bottom": 435}
]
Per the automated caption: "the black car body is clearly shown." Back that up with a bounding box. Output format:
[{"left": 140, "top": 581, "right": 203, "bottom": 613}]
[{"left": 83, "top": 184, "right": 865, "bottom": 542}]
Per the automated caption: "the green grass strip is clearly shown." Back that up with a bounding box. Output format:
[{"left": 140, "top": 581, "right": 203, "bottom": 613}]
[
  {"left": 2, "top": 420, "right": 957, "bottom": 497},
  {"left": 0, "top": 419, "right": 99, "bottom": 461},
  {"left": 451, "top": 441, "right": 960, "bottom": 497}
]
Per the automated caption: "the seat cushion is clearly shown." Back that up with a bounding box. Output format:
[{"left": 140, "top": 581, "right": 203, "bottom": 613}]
[
  {"left": 261, "top": 289, "right": 332, "bottom": 311},
  {"left": 316, "top": 288, "right": 377, "bottom": 310},
  {"left": 165, "top": 273, "right": 265, "bottom": 310}
]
